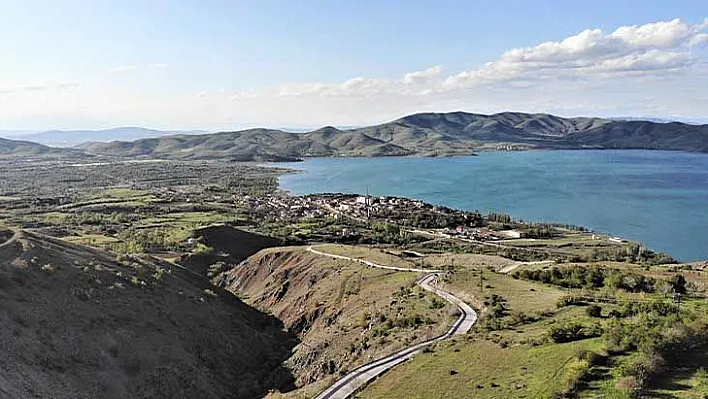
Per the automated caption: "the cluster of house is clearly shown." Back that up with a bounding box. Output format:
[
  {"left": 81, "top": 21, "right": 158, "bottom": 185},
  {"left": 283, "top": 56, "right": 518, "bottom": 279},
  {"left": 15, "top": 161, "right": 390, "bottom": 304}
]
[
  {"left": 235, "top": 195, "right": 328, "bottom": 220},
  {"left": 232, "top": 193, "right": 437, "bottom": 224},
  {"left": 319, "top": 195, "right": 427, "bottom": 220}
]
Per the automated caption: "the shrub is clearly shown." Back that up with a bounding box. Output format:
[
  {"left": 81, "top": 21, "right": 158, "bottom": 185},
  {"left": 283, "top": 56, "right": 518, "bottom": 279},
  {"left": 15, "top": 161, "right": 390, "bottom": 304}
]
[
  {"left": 586, "top": 304, "right": 602, "bottom": 318},
  {"left": 510, "top": 311, "right": 530, "bottom": 325},
  {"left": 515, "top": 265, "right": 660, "bottom": 292},
  {"left": 615, "top": 376, "right": 640, "bottom": 398},
  {"left": 621, "top": 350, "right": 665, "bottom": 386},
  {"left": 428, "top": 297, "right": 447, "bottom": 309},
  {"left": 694, "top": 368, "right": 708, "bottom": 396},
  {"left": 557, "top": 295, "right": 586, "bottom": 308},
  {"left": 561, "top": 358, "right": 591, "bottom": 395},
  {"left": 549, "top": 322, "right": 602, "bottom": 343},
  {"left": 193, "top": 243, "right": 214, "bottom": 256}
]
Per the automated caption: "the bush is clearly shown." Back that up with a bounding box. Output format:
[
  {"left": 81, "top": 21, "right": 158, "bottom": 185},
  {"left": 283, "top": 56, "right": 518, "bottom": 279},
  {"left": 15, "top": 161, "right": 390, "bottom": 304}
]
[
  {"left": 549, "top": 322, "right": 602, "bottom": 343},
  {"left": 557, "top": 295, "right": 586, "bottom": 308},
  {"left": 615, "top": 376, "right": 640, "bottom": 398},
  {"left": 561, "top": 358, "right": 591, "bottom": 395},
  {"left": 428, "top": 297, "right": 447, "bottom": 309},
  {"left": 621, "top": 350, "right": 665, "bottom": 386},
  {"left": 586, "top": 304, "right": 602, "bottom": 318},
  {"left": 515, "top": 265, "right": 660, "bottom": 292},
  {"left": 510, "top": 310, "right": 535, "bottom": 326},
  {"left": 694, "top": 368, "right": 708, "bottom": 396}
]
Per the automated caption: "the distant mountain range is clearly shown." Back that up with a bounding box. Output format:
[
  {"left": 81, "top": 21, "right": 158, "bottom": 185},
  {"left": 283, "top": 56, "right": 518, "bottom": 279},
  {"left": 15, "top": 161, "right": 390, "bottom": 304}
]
[
  {"left": 1, "top": 112, "right": 707, "bottom": 160},
  {"left": 4, "top": 127, "right": 208, "bottom": 147}
]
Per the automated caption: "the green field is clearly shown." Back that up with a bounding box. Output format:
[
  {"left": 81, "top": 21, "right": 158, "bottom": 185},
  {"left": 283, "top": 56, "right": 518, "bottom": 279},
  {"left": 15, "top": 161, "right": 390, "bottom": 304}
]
[{"left": 362, "top": 338, "right": 604, "bottom": 398}]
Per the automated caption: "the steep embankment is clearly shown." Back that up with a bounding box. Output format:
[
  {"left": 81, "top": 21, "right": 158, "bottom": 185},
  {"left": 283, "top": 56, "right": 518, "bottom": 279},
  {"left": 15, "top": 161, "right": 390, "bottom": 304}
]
[
  {"left": 179, "top": 224, "right": 285, "bottom": 276},
  {"left": 0, "top": 229, "right": 296, "bottom": 399},
  {"left": 218, "top": 247, "right": 456, "bottom": 394}
]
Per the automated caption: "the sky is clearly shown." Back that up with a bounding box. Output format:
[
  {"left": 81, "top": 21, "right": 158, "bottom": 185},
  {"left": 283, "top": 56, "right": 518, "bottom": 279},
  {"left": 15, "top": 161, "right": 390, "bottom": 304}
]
[{"left": 1, "top": 0, "right": 707, "bottom": 131}]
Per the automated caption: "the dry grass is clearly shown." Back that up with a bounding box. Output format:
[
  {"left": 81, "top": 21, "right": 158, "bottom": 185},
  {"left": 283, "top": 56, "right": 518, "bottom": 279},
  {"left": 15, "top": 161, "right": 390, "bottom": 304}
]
[{"left": 225, "top": 246, "right": 458, "bottom": 393}]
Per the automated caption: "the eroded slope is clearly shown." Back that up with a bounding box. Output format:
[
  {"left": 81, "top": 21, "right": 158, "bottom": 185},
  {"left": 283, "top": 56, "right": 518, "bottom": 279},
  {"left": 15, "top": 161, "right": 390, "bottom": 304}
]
[
  {"left": 0, "top": 230, "right": 296, "bottom": 399},
  {"left": 218, "top": 247, "right": 456, "bottom": 395}
]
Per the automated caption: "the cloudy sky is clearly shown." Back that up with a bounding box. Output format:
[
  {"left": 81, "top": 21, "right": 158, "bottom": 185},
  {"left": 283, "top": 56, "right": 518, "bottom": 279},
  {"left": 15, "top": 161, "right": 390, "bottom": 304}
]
[{"left": 1, "top": 0, "right": 707, "bottom": 130}]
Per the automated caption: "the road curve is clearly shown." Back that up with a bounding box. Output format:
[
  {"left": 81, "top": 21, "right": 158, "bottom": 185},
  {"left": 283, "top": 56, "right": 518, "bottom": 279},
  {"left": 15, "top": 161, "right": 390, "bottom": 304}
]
[{"left": 307, "top": 246, "right": 477, "bottom": 399}]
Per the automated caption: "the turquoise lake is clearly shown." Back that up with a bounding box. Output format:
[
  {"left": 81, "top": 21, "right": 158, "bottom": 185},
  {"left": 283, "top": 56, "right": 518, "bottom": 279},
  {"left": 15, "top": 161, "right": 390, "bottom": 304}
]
[{"left": 276, "top": 150, "right": 708, "bottom": 262}]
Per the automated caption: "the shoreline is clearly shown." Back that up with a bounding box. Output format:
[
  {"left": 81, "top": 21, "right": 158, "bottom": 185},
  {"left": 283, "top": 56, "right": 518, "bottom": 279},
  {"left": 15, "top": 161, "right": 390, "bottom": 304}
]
[{"left": 269, "top": 154, "right": 704, "bottom": 262}]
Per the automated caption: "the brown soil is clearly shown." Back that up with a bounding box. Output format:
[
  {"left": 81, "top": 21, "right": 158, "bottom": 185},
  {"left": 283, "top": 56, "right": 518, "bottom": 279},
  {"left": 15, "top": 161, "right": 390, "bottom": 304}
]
[
  {"left": 180, "top": 224, "right": 284, "bottom": 275},
  {"left": 0, "top": 230, "right": 297, "bottom": 399},
  {"left": 219, "top": 247, "right": 454, "bottom": 393}
]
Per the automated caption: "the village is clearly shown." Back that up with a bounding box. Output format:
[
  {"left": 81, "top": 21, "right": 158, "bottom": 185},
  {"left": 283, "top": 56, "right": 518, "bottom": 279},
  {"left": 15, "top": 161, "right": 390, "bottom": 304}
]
[
  {"left": 230, "top": 192, "right": 637, "bottom": 251},
  {"left": 233, "top": 193, "right": 540, "bottom": 241}
]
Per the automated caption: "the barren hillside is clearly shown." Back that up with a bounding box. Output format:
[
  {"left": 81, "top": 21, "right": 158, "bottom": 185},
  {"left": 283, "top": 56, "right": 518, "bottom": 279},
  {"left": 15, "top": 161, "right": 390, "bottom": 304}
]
[
  {"left": 0, "top": 229, "right": 296, "bottom": 399},
  {"left": 218, "top": 246, "right": 456, "bottom": 396}
]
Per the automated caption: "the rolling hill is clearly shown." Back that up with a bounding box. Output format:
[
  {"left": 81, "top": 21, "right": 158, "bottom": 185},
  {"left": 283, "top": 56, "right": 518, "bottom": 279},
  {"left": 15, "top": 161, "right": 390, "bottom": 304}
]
[
  {"left": 0, "top": 137, "right": 87, "bottom": 159},
  {"left": 7, "top": 127, "right": 208, "bottom": 148},
  {"left": 81, "top": 112, "right": 708, "bottom": 160},
  {"left": 6, "top": 112, "right": 708, "bottom": 161}
]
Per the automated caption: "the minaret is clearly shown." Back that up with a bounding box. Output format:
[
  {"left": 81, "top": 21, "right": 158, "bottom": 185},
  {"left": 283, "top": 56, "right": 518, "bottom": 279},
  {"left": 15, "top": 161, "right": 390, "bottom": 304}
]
[{"left": 366, "top": 185, "right": 371, "bottom": 220}]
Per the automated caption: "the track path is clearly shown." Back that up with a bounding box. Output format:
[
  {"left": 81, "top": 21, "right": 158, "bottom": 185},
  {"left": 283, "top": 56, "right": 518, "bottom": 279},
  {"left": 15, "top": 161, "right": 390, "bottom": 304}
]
[{"left": 306, "top": 246, "right": 477, "bottom": 399}]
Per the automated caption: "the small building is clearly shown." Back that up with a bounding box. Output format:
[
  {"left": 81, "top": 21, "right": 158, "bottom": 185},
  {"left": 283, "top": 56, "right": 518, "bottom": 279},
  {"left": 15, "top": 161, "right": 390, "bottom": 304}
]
[
  {"left": 498, "top": 230, "right": 527, "bottom": 239},
  {"left": 356, "top": 196, "right": 376, "bottom": 205}
]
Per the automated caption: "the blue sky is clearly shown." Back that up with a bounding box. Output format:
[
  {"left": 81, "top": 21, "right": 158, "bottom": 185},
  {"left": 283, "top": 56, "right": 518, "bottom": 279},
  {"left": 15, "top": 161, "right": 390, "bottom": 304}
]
[{"left": 1, "top": 0, "right": 707, "bottom": 130}]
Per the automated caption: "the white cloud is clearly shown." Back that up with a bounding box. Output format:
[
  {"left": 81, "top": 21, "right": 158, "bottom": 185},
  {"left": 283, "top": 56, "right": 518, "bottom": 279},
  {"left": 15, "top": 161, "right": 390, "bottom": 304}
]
[
  {"left": 250, "top": 66, "right": 444, "bottom": 98},
  {"left": 594, "top": 50, "right": 693, "bottom": 73},
  {"left": 691, "top": 33, "right": 708, "bottom": 46},
  {"left": 148, "top": 62, "right": 169, "bottom": 69},
  {"left": 108, "top": 65, "right": 140, "bottom": 73},
  {"left": 58, "top": 82, "right": 80, "bottom": 90},
  {"left": 107, "top": 63, "right": 169, "bottom": 73},
  {"left": 0, "top": 79, "right": 79, "bottom": 96},
  {"left": 445, "top": 18, "right": 708, "bottom": 88},
  {"left": 223, "top": 19, "right": 706, "bottom": 101},
  {"left": 175, "top": 19, "right": 705, "bottom": 128},
  {"left": 403, "top": 65, "right": 443, "bottom": 84},
  {"left": 3, "top": 19, "right": 707, "bottom": 130}
]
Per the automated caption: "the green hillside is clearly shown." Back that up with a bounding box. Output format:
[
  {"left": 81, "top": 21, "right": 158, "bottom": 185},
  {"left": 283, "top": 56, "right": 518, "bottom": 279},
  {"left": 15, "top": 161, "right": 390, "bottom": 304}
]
[
  {"left": 0, "top": 137, "right": 87, "bottom": 159},
  {"left": 80, "top": 112, "right": 708, "bottom": 160}
]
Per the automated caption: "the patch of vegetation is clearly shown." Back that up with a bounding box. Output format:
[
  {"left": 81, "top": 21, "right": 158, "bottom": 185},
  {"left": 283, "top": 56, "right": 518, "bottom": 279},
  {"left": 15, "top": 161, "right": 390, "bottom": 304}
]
[
  {"left": 549, "top": 322, "right": 602, "bottom": 343},
  {"left": 514, "top": 265, "right": 686, "bottom": 294}
]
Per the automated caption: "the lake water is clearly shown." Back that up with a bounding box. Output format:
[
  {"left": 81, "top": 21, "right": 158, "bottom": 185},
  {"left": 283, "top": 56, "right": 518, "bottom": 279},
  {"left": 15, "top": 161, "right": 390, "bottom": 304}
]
[{"left": 276, "top": 150, "right": 708, "bottom": 262}]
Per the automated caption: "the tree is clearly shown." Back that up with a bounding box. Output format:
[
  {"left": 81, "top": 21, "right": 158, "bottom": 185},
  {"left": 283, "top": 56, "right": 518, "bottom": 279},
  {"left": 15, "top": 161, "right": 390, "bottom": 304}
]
[
  {"left": 667, "top": 274, "right": 687, "bottom": 295},
  {"left": 586, "top": 305, "right": 602, "bottom": 318}
]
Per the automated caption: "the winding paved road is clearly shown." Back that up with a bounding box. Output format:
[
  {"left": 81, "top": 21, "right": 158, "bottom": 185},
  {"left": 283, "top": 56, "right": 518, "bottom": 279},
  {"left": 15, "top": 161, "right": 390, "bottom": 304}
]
[{"left": 307, "top": 246, "right": 477, "bottom": 399}]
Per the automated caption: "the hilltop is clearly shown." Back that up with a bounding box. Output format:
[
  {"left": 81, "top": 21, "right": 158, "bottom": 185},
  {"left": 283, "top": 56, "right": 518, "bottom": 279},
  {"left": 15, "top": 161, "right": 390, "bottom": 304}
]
[
  {"left": 0, "top": 136, "right": 87, "bottom": 159},
  {"left": 0, "top": 228, "right": 296, "bottom": 398},
  {"left": 25, "top": 127, "right": 208, "bottom": 148},
  {"left": 78, "top": 112, "right": 708, "bottom": 161}
]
